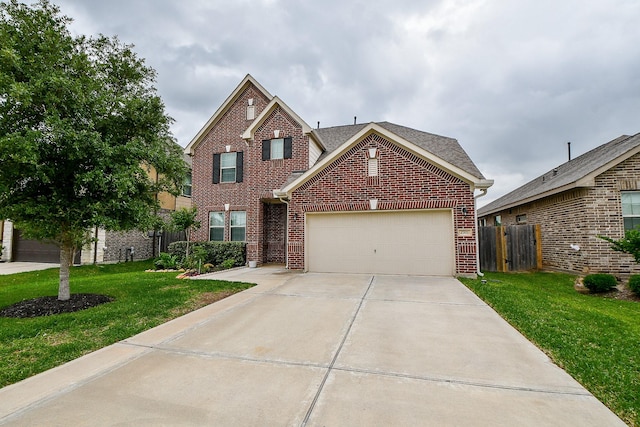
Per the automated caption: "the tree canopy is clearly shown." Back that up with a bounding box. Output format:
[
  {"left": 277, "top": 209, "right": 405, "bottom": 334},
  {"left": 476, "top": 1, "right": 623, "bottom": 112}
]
[{"left": 0, "top": 0, "right": 187, "bottom": 299}]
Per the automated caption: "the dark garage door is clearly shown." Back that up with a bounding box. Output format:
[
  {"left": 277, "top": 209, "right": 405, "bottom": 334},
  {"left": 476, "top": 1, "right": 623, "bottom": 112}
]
[{"left": 12, "top": 229, "right": 60, "bottom": 263}]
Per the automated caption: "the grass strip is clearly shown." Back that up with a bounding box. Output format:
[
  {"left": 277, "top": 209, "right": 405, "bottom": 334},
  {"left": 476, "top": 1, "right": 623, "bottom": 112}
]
[
  {"left": 460, "top": 272, "right": 639, "bottom": 427},
  {"left": 0, "top": 260, "right": 254, "bottom": 387}
]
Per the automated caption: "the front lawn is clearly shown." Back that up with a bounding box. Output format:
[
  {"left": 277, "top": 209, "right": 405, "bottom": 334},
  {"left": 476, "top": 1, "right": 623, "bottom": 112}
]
[
  {"left": 0, "top": 260, "right": 254, "bottom": 388},
  {"left": 460, "top": 272, "right": 640, "bottom": 427}
]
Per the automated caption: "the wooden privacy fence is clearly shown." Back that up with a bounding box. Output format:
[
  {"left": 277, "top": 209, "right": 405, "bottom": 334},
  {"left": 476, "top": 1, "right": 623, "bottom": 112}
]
[{"left": 479, "top": 224, "right": 542, "bottom": 272}]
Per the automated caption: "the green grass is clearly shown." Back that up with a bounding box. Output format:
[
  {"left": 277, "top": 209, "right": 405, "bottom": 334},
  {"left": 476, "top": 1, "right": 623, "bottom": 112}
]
[
  {"left": 0, "top": 260, "right": 254, "bottom": 388},
  {"left": 460, "top": 272, "right": 640, "bottom": 427}
]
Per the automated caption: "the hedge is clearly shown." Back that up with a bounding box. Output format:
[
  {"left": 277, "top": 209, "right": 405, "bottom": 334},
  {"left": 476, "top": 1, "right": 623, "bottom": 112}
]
[
  {"left": 583, "top": 273, "right": 617, "bottom": 293},
  {"left": 167, "top": 241, "right": 246, "bottom": 267}
]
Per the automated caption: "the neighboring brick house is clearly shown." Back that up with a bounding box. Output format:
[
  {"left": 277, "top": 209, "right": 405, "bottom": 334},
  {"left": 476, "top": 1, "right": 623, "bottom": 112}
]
[
  {"left": 478, "top": 133, "right": 640, "bottom": 278},
  {"left": 1, "top": 156, "right": 192, "bottom": 264},
  {"left": 186, "top": 75, "right": 492, "bottom": 277}
]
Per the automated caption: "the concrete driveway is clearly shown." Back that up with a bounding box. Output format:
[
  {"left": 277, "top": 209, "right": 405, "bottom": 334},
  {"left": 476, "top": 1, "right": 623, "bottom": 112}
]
[
  {"left": 0, "top": 267, "right": 624, "bottom": 426},
  {"left": 0, "top": 262, "right": 59, "bottom": 275}
]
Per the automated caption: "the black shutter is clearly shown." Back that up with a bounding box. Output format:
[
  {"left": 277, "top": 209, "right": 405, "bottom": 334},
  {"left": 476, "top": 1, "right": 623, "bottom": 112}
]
[
  {"left": 212, "top": 153, "right": 220, "bottom": 184},
  {"left": 236, "top": 151, "right": 243, "bottom": 183},
  {"left": 284, "top": 137, "right": 293, "bottom": 159},
  {"left": 262, "top": 140, "right": 270, "bottom": 161}
]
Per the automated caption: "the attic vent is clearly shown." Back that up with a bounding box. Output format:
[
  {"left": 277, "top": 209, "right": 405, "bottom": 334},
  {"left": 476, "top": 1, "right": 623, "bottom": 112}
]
[
  {"left": 368, "top": 158, "right": 379, "bottom": 177},
  {"left": 246, "top": 99, "right": 255, "bottom": 120}
]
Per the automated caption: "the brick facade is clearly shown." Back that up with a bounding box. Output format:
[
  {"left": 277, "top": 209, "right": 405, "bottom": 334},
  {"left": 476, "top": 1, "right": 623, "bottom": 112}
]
[
  {"left": 480, "top": 153, "right": 640, "bottom": 278},
  {"left": 287, "top": 134, "right": 478, "bottom": 275},
  {"left": 188, "top": 76, "right": 485, "bottom": 275},
  {"left": 190, "top": 84, "right": 307, "bottom": 264}
]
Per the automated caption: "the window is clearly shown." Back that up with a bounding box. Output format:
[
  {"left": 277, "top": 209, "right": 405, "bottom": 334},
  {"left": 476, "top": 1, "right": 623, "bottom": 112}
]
[
  {"left": 220, "top": 152, "right": 236, "bottom": 182},
  {"left": 212, "top": 152, "right": 243, "bottom": 184},
  {"left": 494, "top": 215, "right": 502, "bottom": 226},
  {"left": 262, "top": 137, "right": 292, "bottom": 160},
  {"left": 182, "top": 171, "right": 192, "bottom": 197},
  {"left": 516, "top": 214, "right": 527, "bottom": 224},
  {"left": 622, "top": 192, "right": 640, "bottom": 230},
  {"left": 209, "top": 212, "right": 224, "bottom": 241},
  {"left": 230, "top": 211, "right": 246, "bottom": 241},
  {"left": 271, "top": 138, "right": 284, "bottom": 160}
]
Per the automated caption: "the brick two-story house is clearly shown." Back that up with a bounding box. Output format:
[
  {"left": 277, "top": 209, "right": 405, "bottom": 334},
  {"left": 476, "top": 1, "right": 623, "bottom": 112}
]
[
  {"left": 478, "top": 133, "right": 640, "bottom": 278},
  {"left": 186, "top": 75, "right": 492, "bottom": 277}
]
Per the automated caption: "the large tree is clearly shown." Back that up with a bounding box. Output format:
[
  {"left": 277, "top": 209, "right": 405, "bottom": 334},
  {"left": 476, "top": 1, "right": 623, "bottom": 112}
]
[{"left": 0, "top": 0, "right": 187, "bottom": 300}]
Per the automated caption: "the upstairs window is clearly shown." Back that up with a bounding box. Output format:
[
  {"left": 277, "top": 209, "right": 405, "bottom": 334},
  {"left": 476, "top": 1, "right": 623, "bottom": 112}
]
[
  {"left": 622, "top": 191, "right": 640, "bottom": 230},
  {"left": 182, "top": 171, "right": 192, "bottom": 197},
  {"left": 262, "top": 137, "right": 292, "bottom": 161},
  {"left": 213, "top": 151, "right": 243, "bottom": 184}
]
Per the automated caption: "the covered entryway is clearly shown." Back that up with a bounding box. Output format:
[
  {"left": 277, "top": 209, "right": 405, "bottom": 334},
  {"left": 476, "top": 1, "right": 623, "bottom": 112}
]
[{"left": 305, "top": 210, "right": 455, "bottom": 275}]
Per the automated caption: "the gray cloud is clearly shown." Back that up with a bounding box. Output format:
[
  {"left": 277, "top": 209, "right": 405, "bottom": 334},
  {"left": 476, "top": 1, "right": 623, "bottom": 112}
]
[{"left": 54, "top": 0, "right": 640, "bottom": 205}]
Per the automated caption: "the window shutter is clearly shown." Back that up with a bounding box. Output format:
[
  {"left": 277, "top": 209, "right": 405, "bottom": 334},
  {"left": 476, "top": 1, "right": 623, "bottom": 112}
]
[
  {"left": 262, "top": 140, "right": 270, "bottom": 161},
  {"left": 212, "top": 153, "right": 220, "bottom": 184},
  {"left": 236, "top": 151, "right": 243, "bottom": 183},
  {"left": 284, "top": 137, "right": 293, "bottom": 159}
]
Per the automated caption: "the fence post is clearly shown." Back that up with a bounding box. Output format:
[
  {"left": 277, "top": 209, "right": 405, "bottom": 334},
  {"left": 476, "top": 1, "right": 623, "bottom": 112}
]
[
  {"left": 496, "top": 226, "right": 507, "bottom": 272},
  {"left": 535, "top": 224, "right": 543, "bottom": 270}
]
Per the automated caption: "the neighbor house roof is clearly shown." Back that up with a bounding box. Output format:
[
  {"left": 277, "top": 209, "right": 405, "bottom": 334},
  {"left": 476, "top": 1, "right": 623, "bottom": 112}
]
[
  {"left": 478, "top": 132, "right": 640, "bottom": 216},
  {"left": 279, "top": 122, "right": 492, "bottom": 196}
]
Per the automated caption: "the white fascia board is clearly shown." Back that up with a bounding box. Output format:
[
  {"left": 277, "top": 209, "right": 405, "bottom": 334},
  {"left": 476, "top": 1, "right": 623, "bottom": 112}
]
[
  {"left": 282, "top": 122, "right": 486, "bottom": 195},
  {"left": 184, "top": 74, "right": 273, "bottom": 155},
  {"left": 241, "top": 96, "right": 313, "bottom": 141}
]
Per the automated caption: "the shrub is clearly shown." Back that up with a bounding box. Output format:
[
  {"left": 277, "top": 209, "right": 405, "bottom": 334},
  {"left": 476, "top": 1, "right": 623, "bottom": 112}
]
[
  {"left": 628, "top": 275, "right": 640, "bottom": 295},
  {"left": 583, "top": 274, "right": 617, "bottom": 293},
  {"left": 220, "top": 259, "right": 236, "bottom": 269},
  {"left": 154, "top": 253, "right": 179, "bottom": 270},
  {"left": 168, "top": 241, "right": 246, "bottom": 267}
]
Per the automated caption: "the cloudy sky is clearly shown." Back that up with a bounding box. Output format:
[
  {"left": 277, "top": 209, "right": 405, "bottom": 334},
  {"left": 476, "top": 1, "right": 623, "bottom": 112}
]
[{"left": 53, "top": 0, "right": 640, "bottom": 206}]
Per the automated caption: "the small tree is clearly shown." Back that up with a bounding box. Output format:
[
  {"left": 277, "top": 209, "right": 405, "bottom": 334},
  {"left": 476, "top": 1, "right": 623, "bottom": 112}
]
[
  {"left": 170, "top": 207, "right": 201, "bottom": 260},
  {"left": 0, "top": 1, "right": 186, "bottom": 300},
  {"left": 599, "top": 228, "right": 640, "bottom": 264}
]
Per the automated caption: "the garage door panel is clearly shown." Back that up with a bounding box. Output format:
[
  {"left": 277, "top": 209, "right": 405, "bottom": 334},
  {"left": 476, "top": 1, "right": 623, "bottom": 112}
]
[{"left": 306, "top": 210, "right": 454, "bottom": 276}]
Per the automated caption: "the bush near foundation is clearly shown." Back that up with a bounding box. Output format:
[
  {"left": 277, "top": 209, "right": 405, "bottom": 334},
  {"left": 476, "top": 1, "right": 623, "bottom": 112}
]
[
  {"left": 628, "top": 275, "right": 640, "bottom": 295},
  {"left": 583, "top": 274, "right": 617, "bottom": 293},
  {"left": 168, "top": 241, "right": 246, "bottom": 267}
]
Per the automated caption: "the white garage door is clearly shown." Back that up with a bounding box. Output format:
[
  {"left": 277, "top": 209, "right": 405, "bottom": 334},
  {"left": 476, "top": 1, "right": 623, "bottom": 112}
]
[{"left": 306, "top": 210, "right": 455, "bottom": 276}]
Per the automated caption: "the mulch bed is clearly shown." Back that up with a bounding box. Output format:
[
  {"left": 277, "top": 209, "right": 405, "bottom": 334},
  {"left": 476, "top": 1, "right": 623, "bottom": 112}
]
[{"left": 0, "top": 294, "right": 113, "bottom": 318}]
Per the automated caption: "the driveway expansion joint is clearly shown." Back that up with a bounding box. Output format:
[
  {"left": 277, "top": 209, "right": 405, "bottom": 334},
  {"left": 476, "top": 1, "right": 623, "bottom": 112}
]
[{"left": 300, "top": 275, "right": 376, "bottom": 427}]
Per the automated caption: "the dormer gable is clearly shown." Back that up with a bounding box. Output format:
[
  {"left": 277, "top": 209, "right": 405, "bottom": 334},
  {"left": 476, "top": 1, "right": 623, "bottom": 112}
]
[{"left": 184, "top": 74, "right": 272, "bottom": 155}]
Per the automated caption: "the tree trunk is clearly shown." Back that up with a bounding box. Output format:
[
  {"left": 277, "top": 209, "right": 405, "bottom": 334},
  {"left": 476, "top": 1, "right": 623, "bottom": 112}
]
[{"left": 58, "top": 244, "right": 73, "bottom": 301}]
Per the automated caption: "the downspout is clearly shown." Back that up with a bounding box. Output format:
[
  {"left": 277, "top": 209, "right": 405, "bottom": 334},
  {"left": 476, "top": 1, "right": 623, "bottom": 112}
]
[{"left": 474, "top": 188, "right": 489, "bottom": 277}]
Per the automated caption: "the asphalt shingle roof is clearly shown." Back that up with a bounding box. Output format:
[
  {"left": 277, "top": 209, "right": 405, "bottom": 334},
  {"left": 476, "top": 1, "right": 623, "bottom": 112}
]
[
  {"left": 478, "top": 133, "right": 640, "bottom": 216},
  {"left": 310, "top": 121, "right": 485, "bottom": 179}
]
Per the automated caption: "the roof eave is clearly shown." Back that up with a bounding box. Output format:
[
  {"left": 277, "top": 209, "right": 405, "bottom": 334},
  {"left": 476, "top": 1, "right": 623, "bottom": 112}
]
[
  {"left": 184, "top": 74, "right": 273, "bottom": 155},
  {"left": 241, "top": 96, "right": 313, "bottom": 141},
  {"left": 281, "top": 122, "right": 487, "bottom": 196}
]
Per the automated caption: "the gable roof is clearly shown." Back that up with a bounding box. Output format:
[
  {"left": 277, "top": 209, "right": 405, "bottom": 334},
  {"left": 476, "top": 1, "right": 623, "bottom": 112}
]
[
  {"left": 241, "top": 96, "right": 318, "bottom": 144},
  {"left": 280, "top": 122, "right": 492, "bottom": 195},
  {"left": 479, "top": 132, "right": 640, "bottom": 216},
  {"left": 184, "top": 74, "right": 273, "bottom": 155},
  {"left": 310, "top": 122, "right": 486, "bottom": 179}
]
